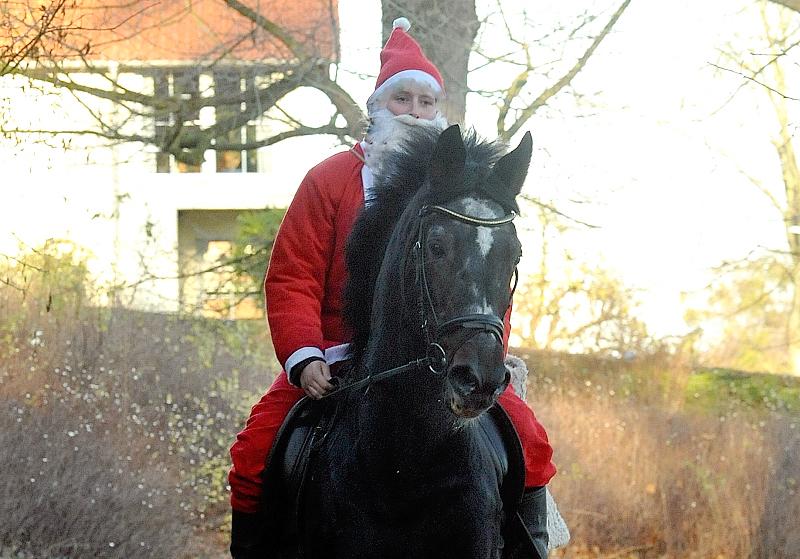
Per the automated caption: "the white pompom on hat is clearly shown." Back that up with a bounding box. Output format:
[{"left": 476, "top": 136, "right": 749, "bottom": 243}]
[{"left": 368, "top": 17, "right": 445, "bottom": 105}]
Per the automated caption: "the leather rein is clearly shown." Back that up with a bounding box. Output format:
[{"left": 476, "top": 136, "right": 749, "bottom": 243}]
[{"left": 324, "top": 204, "right": 517, "bottom": 399}]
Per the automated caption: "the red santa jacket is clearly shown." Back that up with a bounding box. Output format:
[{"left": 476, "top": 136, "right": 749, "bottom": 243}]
[{"left": 265, "top": 145, "right": 365, "bottom": 379}]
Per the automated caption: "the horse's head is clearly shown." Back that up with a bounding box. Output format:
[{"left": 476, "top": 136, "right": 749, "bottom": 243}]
[
  {"left": 415, "top": 126, "right": 532, "bottom": 419},
  {"left": 344, "top": 125, "right": 532, "bottom": 420}
]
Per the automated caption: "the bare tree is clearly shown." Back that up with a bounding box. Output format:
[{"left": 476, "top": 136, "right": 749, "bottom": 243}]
[
  {"left": 4, "top": 0, "right": 633, "bottom": 167},
  {"left": 476, "top": 0, "right": 633, "bottom": 142},
  {"left": 2, "top": 0, "right": 365, "bottom": 168},
  {"left": 684, "top": 250, "right": 793, "bottom": 373},
  {"left": 379, "top": 0, "right": 632, "bottom": 138},
  {"left": 707, "top": 1, "right": 800, "bottom": 374},
  {"left": 1, "top": 0, "right": 79, "bottom": 76},
  {"left": 512, "top": 201, "right": 652, "bottom": 355}
]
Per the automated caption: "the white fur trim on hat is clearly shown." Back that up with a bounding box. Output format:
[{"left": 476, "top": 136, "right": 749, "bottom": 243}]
[{"left": 368, "top": 69, "right": 444, "bottom": 106}]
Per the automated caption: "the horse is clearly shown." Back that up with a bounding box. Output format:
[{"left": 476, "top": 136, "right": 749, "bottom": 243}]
[{"left": 257, "top": 124, "right": 534, "bottom": 559}]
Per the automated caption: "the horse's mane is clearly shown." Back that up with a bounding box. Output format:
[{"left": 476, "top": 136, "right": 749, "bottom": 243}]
[{"left": 343, "top": 126, "right": 515, "bottom": 370}]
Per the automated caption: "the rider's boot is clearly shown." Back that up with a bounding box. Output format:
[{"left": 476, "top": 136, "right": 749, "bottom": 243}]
[
  {"left": 230, "top": 510, "right": 262, "bottom": 559},
  {"left": 517, "top": 486, "right": 549, "bottom": 559}
]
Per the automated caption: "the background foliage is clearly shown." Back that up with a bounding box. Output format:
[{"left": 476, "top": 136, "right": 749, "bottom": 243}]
[
  {"left": 1, "top": 241, "right": 799, "bottom": 558},
  {"left": 1, "top": 244, "right": 278, "bottom": 558},
  {"left": 224, "top": 208, "right": 285, "bottom": 310}
]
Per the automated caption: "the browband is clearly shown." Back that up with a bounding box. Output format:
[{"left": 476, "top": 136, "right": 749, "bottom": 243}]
[{"left": 420, "top": 205, "right": 516, "bottom": 227}]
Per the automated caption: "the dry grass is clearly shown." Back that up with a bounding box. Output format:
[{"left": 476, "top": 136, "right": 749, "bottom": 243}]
[
  {"left": 3, "top": 283, "right": 799, "bottom": 558},
  {"left": 522, "top": 349, "right": 800, "bottom": 559},
  {"left": 0, "top": 289, "right": 278, "bottom": 558}
]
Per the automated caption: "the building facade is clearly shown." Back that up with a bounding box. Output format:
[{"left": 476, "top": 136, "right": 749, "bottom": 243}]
[{"left": 2, "top": 0, "right": 346, "bottom": 318}]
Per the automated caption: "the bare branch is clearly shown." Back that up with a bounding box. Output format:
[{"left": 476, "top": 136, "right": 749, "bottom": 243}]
[
  {"left": 3, "top": 0, "right": 362, "bottom": 163},
  {"left": 1, "top": 0, "right": 77, "bottom": 76},
  {"left": 707, "top": 61, "right": 800, "bottom": 102},
  {"left": 500, "top": 0, "right": 632, "bottom": 141},
  {"left": 703, "top": 138, "right": 784, "bottom": 214},
  {"left": 519, "top": 194, "right": 600, "bottom": 229},
  {"left": 221, "top": 0, "right": 313, "bottom": 60}
]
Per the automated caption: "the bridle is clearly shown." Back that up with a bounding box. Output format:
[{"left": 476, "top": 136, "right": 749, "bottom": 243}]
[
  {"left": 415, "top": 204, "right": 518, "bottom": 374},
  {"left": 324, "top": 203, "right": 518, "bottom": 399}
]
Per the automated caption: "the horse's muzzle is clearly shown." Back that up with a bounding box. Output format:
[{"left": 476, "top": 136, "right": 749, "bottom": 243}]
[{"left": 444, "top": 333, "right": 507, "bottom": 418}]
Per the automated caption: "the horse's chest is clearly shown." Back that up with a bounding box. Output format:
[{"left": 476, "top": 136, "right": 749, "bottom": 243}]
[
  {"left": 357, "top": 430, "right": 507, "bottom": 536},
  {"left": 335, "top": 475, "right": 506, "bottom": 559},
  {"left": 308, "top": 402, "right": 513, "bottom": 558}
]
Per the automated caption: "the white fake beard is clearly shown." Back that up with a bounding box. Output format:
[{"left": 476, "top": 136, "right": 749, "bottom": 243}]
[{"left": 362, "top": 109, "right": 448, "bottom": 176}]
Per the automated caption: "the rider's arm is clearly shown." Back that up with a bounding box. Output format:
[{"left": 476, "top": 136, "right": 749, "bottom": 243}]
[
  {"left": 265, "top": 148, "right": 365, "bottom": 388},
  {"left": 266, "top": 167, "right": 336, "bottom": 383}
]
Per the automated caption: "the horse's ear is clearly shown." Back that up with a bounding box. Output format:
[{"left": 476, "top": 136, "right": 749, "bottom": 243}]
[
  {"left": 492, "top": 131, "right": 532, "bottom": 198},
  {"left": 429, "top": 124, "right": 466, "bottom": 188}
]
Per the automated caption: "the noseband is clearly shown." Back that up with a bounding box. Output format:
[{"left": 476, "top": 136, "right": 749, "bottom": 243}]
[{"left": 415, "top": 205, "right": 517, "bottom": 374}]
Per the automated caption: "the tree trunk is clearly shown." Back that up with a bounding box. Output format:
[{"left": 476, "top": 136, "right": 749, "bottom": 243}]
[
  {"left": 770, "top": 41, "right": 800, "bottom": 375},
  {"left": 381, "top": 1, "right": 478, "bottom": 124},
  {"left": 769, "top": 0, "right": 800, "bottom": 13},
  {"left": 788, "top": 278, "right": 800, "bottom": 375}
]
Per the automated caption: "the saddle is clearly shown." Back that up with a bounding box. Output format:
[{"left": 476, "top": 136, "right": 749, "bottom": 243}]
[
  {"left": 254, "top": 396, "right": 527, "bottom": 557},
  {"left": 257, "top": 395, "right": 337, "bottom": 550}
]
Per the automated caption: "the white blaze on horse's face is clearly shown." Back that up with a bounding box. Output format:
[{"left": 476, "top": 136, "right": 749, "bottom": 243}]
[
  {"left": 476, "top": 226, "right": 493, "bottom": 258},
  {"left": 461, "top": 198, "right": 499, "bottom": 257},
  {"left": 457, "top": 197, "right": 505, "bottom": 314}
]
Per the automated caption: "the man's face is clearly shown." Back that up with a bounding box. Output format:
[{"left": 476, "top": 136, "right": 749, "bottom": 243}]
[{"left": 377, "top": 83, "right": 438, "bottom": 120}]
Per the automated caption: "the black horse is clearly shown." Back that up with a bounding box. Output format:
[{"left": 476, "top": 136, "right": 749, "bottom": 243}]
[{"left": 256, "top": 125, "right": 534, "bottom": 559}]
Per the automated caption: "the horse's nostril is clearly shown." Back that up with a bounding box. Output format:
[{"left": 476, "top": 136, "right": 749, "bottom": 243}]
[{"left": 450, "top": 365, "right": 479, "bottom": 394}]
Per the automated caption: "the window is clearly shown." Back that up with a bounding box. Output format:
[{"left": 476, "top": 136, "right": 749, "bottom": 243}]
[
  {"left": 153, "top": 69, "right": 203, "bottom": 173},
  {"left": 213, "top": 70, "right": 259, "bottom": 173},
  {"left": 151, "top": 68, "right": 263, "bottom": 173}
]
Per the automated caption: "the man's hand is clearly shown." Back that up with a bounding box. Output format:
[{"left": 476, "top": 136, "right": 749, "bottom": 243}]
[{"left": 300, "top": 360, "right": 334, "bottom": 399}]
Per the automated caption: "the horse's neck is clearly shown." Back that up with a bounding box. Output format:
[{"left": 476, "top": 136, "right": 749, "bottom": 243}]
[
  {"left": 358, "top": 378, "right": 457, "bottom": 480},
  {"left": 362, "top": 288, "right": 426, "bottom": 375},
  {"left": 358, "top": 315, "right": 461, "bottom": 473}
]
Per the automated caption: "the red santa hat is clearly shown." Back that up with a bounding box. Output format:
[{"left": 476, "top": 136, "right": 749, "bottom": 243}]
[{"left": 369, "top": 17, "right": 445, "bottom": 105}]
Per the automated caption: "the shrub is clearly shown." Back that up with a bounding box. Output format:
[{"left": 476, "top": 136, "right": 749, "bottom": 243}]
[
  {"left": 0, "top": 249, "right": 279, "bottom": 556},
  {"left": 0, "top": 397, "right": 190, "bottom": 558}
]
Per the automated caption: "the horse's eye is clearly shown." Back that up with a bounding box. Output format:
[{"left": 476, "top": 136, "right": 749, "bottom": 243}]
[{"left": 428, "top": 241, "right": 446, "bottom": 258}]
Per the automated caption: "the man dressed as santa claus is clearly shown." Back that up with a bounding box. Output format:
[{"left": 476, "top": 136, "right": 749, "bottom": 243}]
[{"left": 229, "top": 17, "right": 557, "bottom": 559}]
